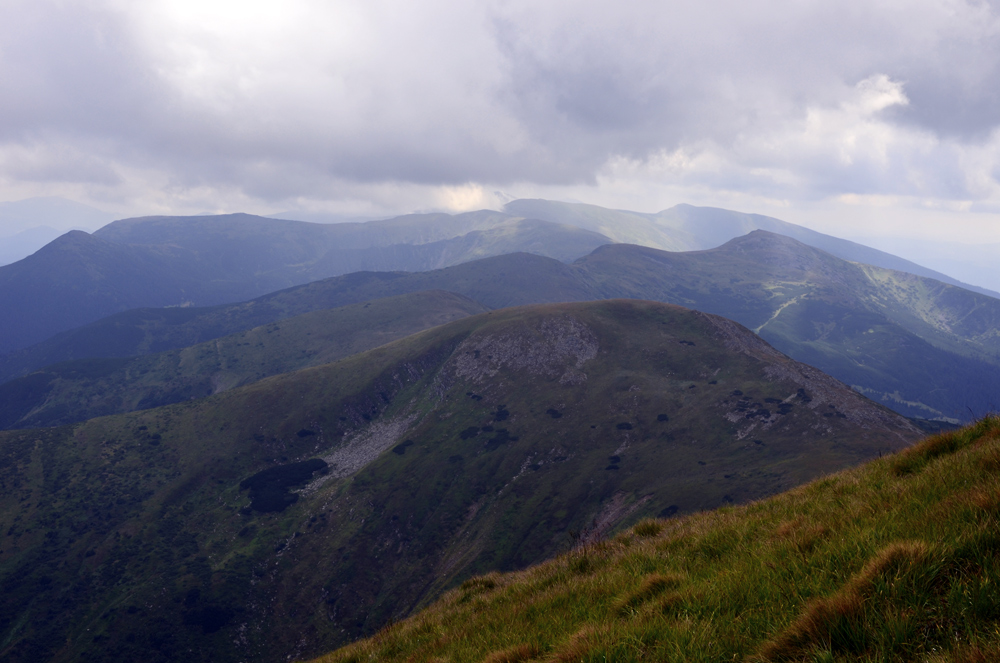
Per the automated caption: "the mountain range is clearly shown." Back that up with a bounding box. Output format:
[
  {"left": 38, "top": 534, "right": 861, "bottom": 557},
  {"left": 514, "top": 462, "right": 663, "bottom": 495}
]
[
  {"left": 3, "top": 199, "right": 995, "bottom": 357},
  {"left": 4, "top": 230, "right": 999, "bottom": 424}
]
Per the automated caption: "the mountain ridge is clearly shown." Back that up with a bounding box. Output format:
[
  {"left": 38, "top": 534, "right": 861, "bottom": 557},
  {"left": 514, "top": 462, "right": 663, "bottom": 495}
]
[{"left": 0, "top": 299, "right": 919, "bottom": 662}]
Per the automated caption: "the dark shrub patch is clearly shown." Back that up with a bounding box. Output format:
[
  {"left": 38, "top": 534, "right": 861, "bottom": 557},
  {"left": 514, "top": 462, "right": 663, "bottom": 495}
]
[
  {"left": 494, "top": 406, "right": 510, "bottom": 422},
  {"left": 296, "top": 428, "right": 316, "bottom": 437},
  {"left": 708, "top": 380, "right": 717, "bottom": 384},
  {"left": 657, "top": 414, "right": 669, "bottom": 422},
  {"left": 731, "top": 390, "right": 743, "bottom": 396},
  {"left": 608, "top": 455, "right": 621, "bottom": 463},
  {"left": 764, "top": 398, "right": 781, "bottom": 404},
  {"left": 616, "top": 422, "right": 633, "bottom": 430},
  {"left": 482, "top": 425, "right": 494, "bottom": 432},
  {"left": 659, "top": 505, "right": 679, "bottom": 517},
  {"left": 459, "top": 427, "right": 480, "bottom": 440},
  {"left": 546, "top": 409, "right": 562, "bottom": 419},
  {"left": 448, "top": 455, "right": 464, "bottom": 463},
  {"left": 484, "top": 429, "right": 515, "bottom": 451},
  {"left": 679, "top": 340, "right": 696, "bottom": 346},
  {"left": 183, "top": 605, "right": 234, "bottom": 634},
  {"left": 605, "top": 465, "right": 620, "bottom": 471},
  {"left": 239, "top": 459, "right": 328, "bottom": 513},
  {"left": 754, "top": 439, "right": 764, "bottom": 445},
  {"left": 796, "top": 388, "right": 812, "bottom": 403},
  {"left": 391, "top": 439, "right": 414, "bottom": 455}
]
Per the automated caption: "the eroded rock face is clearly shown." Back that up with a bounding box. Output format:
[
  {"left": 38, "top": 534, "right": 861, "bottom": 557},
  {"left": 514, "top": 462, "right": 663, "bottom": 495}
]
[{"left": 450, "top": 316, "right": 599, "bottom": 385}]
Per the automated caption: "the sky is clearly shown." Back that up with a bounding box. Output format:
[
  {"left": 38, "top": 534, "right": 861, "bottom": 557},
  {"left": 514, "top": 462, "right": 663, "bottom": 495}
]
[{"left": 2, "top": 0, "right": 1000, "bottom": 270}]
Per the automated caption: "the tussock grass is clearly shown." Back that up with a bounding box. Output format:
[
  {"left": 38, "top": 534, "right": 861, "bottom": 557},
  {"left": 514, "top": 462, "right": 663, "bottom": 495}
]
[{"left": 308, "top": 417, "right": 1000, "bottom": 663}]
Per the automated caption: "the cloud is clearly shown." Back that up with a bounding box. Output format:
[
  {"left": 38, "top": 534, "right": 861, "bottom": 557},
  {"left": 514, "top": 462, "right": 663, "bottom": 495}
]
[{"left": 2, "top": 0, "right": 1000, "bottom": 214}]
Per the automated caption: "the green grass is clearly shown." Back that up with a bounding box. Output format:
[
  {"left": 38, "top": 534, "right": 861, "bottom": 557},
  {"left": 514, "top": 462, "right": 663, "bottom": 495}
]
[{"left": 310, "top": 417, "right": 1000, "bottom": 663}]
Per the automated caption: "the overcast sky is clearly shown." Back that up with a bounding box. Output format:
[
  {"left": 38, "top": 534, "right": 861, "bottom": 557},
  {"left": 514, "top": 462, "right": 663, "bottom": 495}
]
[{"left": 2, "top": 0, "right": 1000, "bottom": 251}]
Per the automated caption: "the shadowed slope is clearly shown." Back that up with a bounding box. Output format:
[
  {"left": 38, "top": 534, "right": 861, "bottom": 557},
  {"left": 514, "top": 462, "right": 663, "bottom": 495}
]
[
  {"left": 0, "top": 300, "right": 918, "bottom": 663},
  {"left": 0, "top": 252, "right": 591, "bottom": 383},
  {"left": 0, "top": 290, "right": 487, "bottom": 430}
]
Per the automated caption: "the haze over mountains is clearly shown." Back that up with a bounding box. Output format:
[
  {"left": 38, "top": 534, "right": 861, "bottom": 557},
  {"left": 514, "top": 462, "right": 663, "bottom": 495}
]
[{"left": 2, "top": 199, "right": 996, "bottom": 357}]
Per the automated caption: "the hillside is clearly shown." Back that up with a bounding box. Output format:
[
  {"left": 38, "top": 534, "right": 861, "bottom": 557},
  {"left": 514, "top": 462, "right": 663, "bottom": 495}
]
[
  {"left": 5, "top": 231, "right": 1000, "bottom": 423},
  {"left": 0, "top": 300, "right": 919, "bottom": 662},
  {"left": 0, "top": 214, "right": 609, "bottom": 354},
  {"left": 577, "top": 233, "right": 1000, "bottom": 421},
  {"left": 7, "top": 231, "right": 1000, "bottom": 424},
  {"left": 505, "top": 199, "right": 1000, "bottom": 299},
  {"left": 0, "top": 290, "right": 486, "bottom": 430},
  {"left": 0, "top": 252, "right": 590, "bottom": 383},
  {"left": 312, "top": 416, "right": 1000, "bottom": 663}
]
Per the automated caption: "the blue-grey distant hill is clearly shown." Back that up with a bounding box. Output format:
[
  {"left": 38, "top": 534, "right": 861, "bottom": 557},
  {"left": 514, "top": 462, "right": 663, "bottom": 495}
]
[
  {"left": 503, "top": 199, "right": 1000, "bottom": 299},
  {"left": 0, "top": 211, "right": 610, "bottom": 354}
]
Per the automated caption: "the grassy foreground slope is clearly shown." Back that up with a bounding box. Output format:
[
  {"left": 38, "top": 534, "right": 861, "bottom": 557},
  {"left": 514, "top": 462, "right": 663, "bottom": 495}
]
[
  {"left": 0, "top": 301, "right": 918, "bottom": 662},
  {"left": 0, "top": 290, "right": 486, "bottom": 429},
  {"left": 314, "top": 417, "right": 1000, "bottom": 663}
]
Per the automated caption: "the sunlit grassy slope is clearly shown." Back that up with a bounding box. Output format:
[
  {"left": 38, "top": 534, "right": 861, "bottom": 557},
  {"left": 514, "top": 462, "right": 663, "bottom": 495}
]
[{"left": 313, "top": 417, "right": 1000, "bottom": 663}]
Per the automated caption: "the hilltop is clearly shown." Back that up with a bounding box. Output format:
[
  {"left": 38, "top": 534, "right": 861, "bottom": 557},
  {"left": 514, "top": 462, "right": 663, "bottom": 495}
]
[
  {"left": 0, "top": 300, "right": 918, "bottom": 662},
  {"left": 6, "top": 231, "right": 999, "bottom": 422},
  {"left": 312, "top": 416, "right": 1000, "bottom": 663}
]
